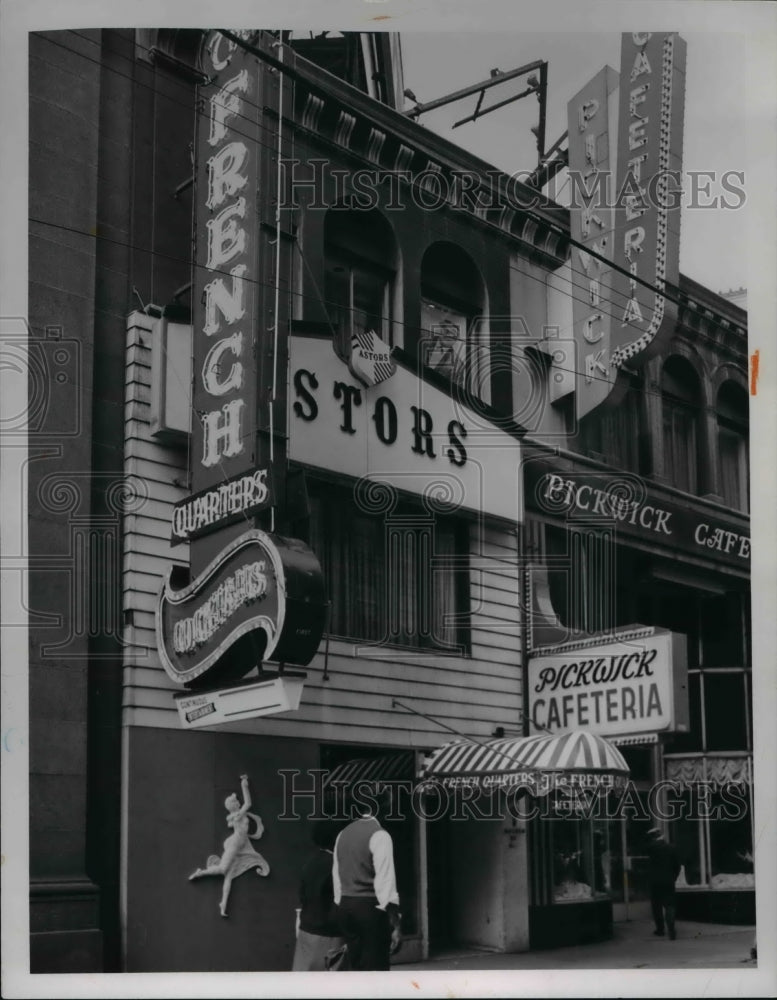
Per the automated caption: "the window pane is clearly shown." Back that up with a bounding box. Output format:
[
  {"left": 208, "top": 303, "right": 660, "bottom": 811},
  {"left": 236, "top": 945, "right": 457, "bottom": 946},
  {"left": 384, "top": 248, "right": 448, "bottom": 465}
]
[
  {"left": 703, "top": 673, "right": 748, "bottom": 751},
  {"left": 309, "top": 486, "right": 467, "bottom": 649},
  {"left": 718, "top": 425, "right": 748, "bottom": 513},
  {"left": 663, "top": 402, "right": 697, "bottom": 493},
  {"left": 674, "top": 791, "right": 705, "bottom": 885},
  {"left": 552, "top": 817, "right": 593, "bottom": 901},
  {"left": 664, "top": 671, "right": 703, "bottom": 753},
  {"left": 709, "top": 790, "right": 754, "bottom": 889},
  {"left": 700, "top": 592, "right": 745, "bottom": 667},
  {"left": 420, "top": 298, "right": 467, "bottom": 384},
  {"left": 352, "top": 265, "right": 388, "bottom": 340}
]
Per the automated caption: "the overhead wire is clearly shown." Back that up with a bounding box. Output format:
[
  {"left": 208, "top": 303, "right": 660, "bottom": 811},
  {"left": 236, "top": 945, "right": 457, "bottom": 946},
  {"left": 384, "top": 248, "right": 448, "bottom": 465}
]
[
  {"left": 34, "top": 27, "right": 744, "bottom": 343},
  {"left": 27, "top": 31, "right": 747, "bottom": 415}
]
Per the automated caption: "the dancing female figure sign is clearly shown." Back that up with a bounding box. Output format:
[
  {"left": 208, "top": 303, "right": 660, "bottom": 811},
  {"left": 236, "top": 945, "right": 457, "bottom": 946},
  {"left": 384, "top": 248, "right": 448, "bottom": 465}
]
[{"left": 189, "top": 774, "right": 270, "bottom": 916}]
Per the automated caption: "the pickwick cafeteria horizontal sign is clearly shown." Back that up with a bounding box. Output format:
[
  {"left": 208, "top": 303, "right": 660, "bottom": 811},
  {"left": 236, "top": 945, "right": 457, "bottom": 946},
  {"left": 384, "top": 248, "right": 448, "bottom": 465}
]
[
  {"left": 525, "top": 460, "right": 750, "bottom": 569},
  {"left": 156, "top": 529, "right": 326, "bottom": 688},
  {"left": 528, "top": 626, "right": 688, "bottom": 738}
]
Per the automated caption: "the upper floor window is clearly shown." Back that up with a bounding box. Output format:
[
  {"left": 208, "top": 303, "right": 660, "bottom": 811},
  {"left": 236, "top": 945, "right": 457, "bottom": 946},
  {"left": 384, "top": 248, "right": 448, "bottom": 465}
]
[
  {"left": 661, "top": 356, "right": 701, "bottom": 494},
  {"left": 324, "top": 208, "right": 397, "bottom": 360},
  {"left": 308, "top": 480, "right": 470, "bottom": 653},
  {"left": 420, "top": 242, "right": 487, "bottom": 397},
  {"left": 577, "top": 374, "right": 643, "bottom": 472},
  {"left": 716, "top": 381, "right": 749, "bottom": 513}
]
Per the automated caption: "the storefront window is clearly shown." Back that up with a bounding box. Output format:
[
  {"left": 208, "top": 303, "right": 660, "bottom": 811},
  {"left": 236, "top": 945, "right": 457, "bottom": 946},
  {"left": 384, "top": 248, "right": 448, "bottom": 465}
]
[
  {"left": 708, "top": 789, "right": 754, "bottom": 890},
  {"left": 673, "top": 789, "right": 705, "bottom": 886},
  {"left": 700, "top": 591, "right": 747, "bottom": 668},
  {"left": 309, "top": 483, "right": 469, "bottom": 651},
  {"left": 665, "top": 671, "right": 703, "bottom": 754},
  {"left": 703, "top": 672, "right": 749, "bottom": 752},
  {"left": 549, "top": 812, "right": 610, "bottom": 903}
]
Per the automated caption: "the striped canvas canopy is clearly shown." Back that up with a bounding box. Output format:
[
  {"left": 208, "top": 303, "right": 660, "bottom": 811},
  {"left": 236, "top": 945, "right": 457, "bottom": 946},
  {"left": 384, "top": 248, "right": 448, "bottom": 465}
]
[
  {"left": 420, "top": 731, "right": 630, "bottom": 794},
  {"left": 322, "top": 751, "right": 415, "bottom": 789}
]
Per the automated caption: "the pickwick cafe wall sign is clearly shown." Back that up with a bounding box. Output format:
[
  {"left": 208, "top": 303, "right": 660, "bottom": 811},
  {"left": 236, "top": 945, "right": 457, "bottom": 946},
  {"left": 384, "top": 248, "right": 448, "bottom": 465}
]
[
  {"left": 156, "top": 529, "right": 327, "bottom": 688},
  {"left": 528, "top": 626, "right": 688, "bottom": 738},
  {"left": 525, "top": 460, "right": 750, "bottom": 570}
]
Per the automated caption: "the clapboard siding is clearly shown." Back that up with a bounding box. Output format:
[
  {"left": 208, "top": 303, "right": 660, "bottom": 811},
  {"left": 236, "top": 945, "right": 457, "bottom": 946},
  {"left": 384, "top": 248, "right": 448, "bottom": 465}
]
[
  {"left": 124, "top": 645, "right": 521, "bottom": 694},
  {"left": 122, "top": 311, "right": 525, "bottom": 746}
]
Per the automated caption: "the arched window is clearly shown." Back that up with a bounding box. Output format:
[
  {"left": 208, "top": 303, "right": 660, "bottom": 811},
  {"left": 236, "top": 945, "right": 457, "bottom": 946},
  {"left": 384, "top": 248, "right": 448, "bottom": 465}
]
[
  {"left": 577, "top": 374, "right": 643, "bottom": 471},
  {"left": 324, "top": 208, "right": 397, "bottom": 359},
  {"left": 661, "top": 356, "right": 701, "bottom": 494},
  {"left": 717, "top": 381, "right": 749, "bottom": 512},
  {"left": 420, "top": 242, "right": 486, "bottom": 394}
]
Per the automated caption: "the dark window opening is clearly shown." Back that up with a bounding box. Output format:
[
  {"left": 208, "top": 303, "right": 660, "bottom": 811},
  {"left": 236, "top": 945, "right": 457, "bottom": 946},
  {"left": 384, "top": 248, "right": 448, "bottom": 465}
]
[
  {"left": 308, "top": 481, "right": 470, "bottom": 652},
  {"left": 661, "top": 356, "right": 701, "bottom": 495}
]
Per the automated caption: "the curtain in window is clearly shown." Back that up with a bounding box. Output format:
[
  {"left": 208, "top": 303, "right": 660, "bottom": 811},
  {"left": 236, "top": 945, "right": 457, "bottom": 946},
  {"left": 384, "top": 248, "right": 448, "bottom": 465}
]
[
  {"left": 718, "top": 425, "right": 748, "bottom": 512},
  {"left": 662, "top": 400, "right": 697, "bottom": 493},
  {"left": 433, "top": 522, "right": 459, "bottom": 648},
  {"left": 309, "top": 489, "right": 466, "bottom": 649}
]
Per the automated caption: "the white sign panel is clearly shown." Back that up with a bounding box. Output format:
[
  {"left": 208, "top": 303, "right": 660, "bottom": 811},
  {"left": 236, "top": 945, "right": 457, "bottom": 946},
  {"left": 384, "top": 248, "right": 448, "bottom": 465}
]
[
  {"left": 288, "top": 336, "right": 523, "bottom": 523},
  {"left": 527, "top": 627, "right": 688, "bottom": 738},
  {"left": 174, "top": 673, "right": 306, "bottom": 729}
]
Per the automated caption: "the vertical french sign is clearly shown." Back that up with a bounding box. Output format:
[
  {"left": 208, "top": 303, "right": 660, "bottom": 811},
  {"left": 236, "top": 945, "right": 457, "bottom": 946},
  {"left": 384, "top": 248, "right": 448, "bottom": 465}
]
[
  {"left": 567, "top": 66, "right": 619, "bottom": 419},
  {"left": 609, "top": 32, "right": 686, "bottom": 371},
  {"left": 190, "top": 30, "right": 263, "bottom": 573}
]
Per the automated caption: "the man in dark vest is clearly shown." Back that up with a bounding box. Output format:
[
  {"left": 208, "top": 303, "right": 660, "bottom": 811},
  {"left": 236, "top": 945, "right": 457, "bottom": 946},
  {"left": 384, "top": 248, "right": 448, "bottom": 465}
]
[
  {"left": 645, "top": 826, "right": 682, "bottom": 939},
  {"left": 332, "top": 781, "right": 402, "bottom": 970}
]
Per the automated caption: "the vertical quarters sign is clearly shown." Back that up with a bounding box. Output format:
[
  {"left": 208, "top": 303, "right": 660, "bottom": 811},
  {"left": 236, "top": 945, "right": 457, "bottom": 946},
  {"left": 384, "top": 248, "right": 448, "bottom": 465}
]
[
  {"left": 609, "top": 32, "right": 687, "bottom": 369},
  {"left": 192, "top": 31, "right": 262, "bottom": 495}
]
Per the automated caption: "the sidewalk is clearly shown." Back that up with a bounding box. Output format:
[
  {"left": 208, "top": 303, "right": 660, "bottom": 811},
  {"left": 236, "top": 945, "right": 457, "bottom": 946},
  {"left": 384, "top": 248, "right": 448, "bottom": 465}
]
[{"left": 399, "top": 918, "right": 757, "bottom": 971}]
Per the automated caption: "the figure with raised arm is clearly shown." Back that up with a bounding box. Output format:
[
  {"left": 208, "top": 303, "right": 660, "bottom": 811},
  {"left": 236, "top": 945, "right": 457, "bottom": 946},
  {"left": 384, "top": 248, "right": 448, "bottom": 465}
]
[{"left": 189, "top": 774, "right": 270, "bottom": 916}]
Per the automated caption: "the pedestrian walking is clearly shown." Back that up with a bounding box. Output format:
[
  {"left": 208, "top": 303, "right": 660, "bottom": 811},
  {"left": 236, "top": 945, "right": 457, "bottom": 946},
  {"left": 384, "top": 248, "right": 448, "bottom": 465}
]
[
  {"left": 645, "top": 827, "right": 682, "bottom": 939},
  {"left": 291, "top": 820, "right": 346, "bottom": 971},
  {"left": 332, "top": 782, "right": 402, "bottom": 971}
]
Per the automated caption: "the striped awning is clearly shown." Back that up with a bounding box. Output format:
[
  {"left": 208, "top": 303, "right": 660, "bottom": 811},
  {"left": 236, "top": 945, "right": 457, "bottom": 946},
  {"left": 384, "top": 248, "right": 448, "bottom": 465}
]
[
  {"left": 322, "top": 751, "right": 415, "bottom": 789},
  {"left": 420, "top": 731, "right": 630, "bottom": 794},
  {"left": 608, "top": 732, "right": 660, "bottom": 747}
]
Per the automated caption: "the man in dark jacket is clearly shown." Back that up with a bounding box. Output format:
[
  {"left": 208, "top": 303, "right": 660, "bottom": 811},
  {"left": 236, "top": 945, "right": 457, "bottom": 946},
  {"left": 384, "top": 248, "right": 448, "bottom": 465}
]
[
  {"left": 646, "top": 827, "right": 682, "bottom": 939},
  {"left": 292, "top": 819, "right": 345, "bottom": 971}
]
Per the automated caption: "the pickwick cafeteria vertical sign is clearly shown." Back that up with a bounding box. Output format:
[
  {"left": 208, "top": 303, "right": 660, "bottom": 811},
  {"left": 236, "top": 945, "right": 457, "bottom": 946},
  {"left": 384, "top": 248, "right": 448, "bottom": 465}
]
[{"left": 570, "top": 33, "right": 686, "bottom": 419}]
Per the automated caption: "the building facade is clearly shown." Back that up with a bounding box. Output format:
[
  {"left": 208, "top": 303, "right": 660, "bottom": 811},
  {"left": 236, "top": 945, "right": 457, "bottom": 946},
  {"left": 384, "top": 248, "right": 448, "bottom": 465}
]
[{"left": 27, "top": 27, "right": 751, "bottom": 973}]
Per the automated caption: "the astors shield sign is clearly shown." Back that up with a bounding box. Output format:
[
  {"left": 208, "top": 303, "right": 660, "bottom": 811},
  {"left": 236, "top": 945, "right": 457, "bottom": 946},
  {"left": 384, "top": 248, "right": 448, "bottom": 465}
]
[{"left": 527, "top": 626, "right": 688, "bottom": 738}]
